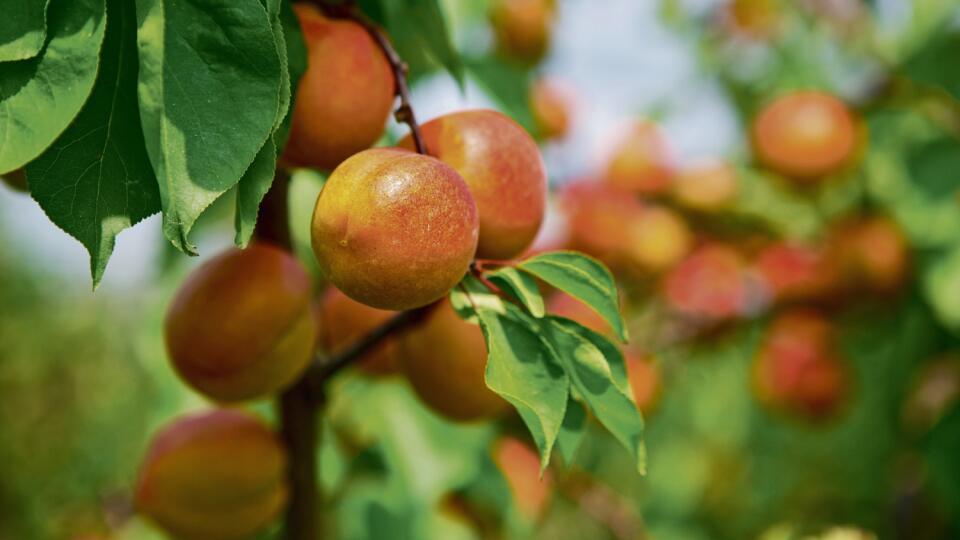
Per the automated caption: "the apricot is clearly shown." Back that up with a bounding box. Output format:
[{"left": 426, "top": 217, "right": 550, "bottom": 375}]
[
  {"left": 398, "top": 299, "right": 509, "bottom": 421},
  {"left": 165, "top": 244, "right": 316, "bottom": 402},
  {"left": 752, "top": 309, "right": 849, "bottom": 421},
  {"left": 626, "top": 353, "right": 661, "bottom": 414},
  {"left": 752, "top": 91, "right": 859, "bottom": 180},
  {"left": 623, "top": 205, "right": 693, "bottom": 273},
  {"left": 135, "top": 409, "right": 288, "bottom": 540},
  {"left": 830, "top": 215, "right": 909, "bottom": 293},
  {"left": 723, "top": 0, "right": 780, "bottom": 39},
  {"left": 491, "top": 437, "right": 552, "bottom": 520},
  {"left": 1, "top": 168, "right": 27, "bottom": 192},
  {"left": 489, "top": 0, "right": 555, "bottom": 64},
  {"left": 400, "top": 110, "right": 547, "bottom": 259},
  {"left": 604, "top": 121, "right": 674, "bottom": 196},
  {"left": 282, "top": 4, "right": 395, "bottom": 170},
  {"left": 530, "top": 78, "right": 572, "bottom": 141},
  {"left": 663, "top": 244, "right": 747, "bottom": 320},
  {"left": 753, "top": 241, "right": 840, "bottom": 303},
  {"left": 671, "top": 159, "right": 738, "bottom": 212},
  {"left": 316, "top": 287, "right": 399, "bottom": 375},
  {"left": 548, "top": 291, "right": 613, "bottom": 337},
  {"left": 311, "top": 148, "right": 479, "bottom": 310}
]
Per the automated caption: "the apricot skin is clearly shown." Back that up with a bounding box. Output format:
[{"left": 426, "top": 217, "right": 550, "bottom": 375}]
[
  {"left": 283, "top": 4, "right": 395, "bottom": 170},
  {"left": 400, "top": 110, "right": 547, "bottom": 260},
  {"left": 165, "top": 244, "right": 316, "bottom": 402},
  {"left": 604, "top": 121, "right": 674, "bottom": 196},
  {"left": 490, "top": 0, "right": 554, "bottom": 64},
  {"left": 398, "top": 300, "right": 509, "bottom": 421},
  {"left": 317, "top": 287, "right": 399, "bottom": 375},
  {"left": 311, "top": 148, "right": 479, "bottom": 311},
  {"left": 492, "top": 437, "right": 552, "bottom": 519},
  {"left": 135, "top": 409, "right": 288, "bottom": 540},
  {"left": 530, "top": 79, "right": 571, "bottom": 140},
  {"left": 752, "top": 91, "right": 858, "bottom": 180}
]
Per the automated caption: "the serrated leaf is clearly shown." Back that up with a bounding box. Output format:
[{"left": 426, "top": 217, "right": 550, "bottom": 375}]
[
  {"left": 0, "top": 0, "right": 49, "bottom": 62},
  {"left": 398, "top": 0, "right": 464, "bottom": 89},
  {"left": 0, "top": 0, "right": 106, "bottom": 174},
  {"left": 135, "top": 0, "right": 283, "bottom": 253},
  {"left": 519, "top": 251, "right": 628, "bottom": 342},
  {"left": 488, "top": 266, "right": 545, "bottom": 317},
  {"left": 25, "top": 0, "right": 159, "bottom": 286},
  {"left": 555, "top": 395, "right": 587, "bottom": 466},
  {"left": 541, "top": 317, "right": 645, "bottom": 473},
  {"left": 476, "top": 307, "right": 568, "bottom": 470},
  {"left": 234, "top": 138, "right": 277, "bottom": 247}
]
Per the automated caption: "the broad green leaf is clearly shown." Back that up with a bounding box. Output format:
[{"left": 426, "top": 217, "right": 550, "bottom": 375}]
[
  {"left": 476, "top": 307, "right": 568, "bottom": 470},
  {"left": 0, "top": 0, "right": 49, "bottom": 62},
  {"left": 25, "top": 0, "right": 159, "bottom": 286},
  {"left": 135, "top": 0, "right": 283, "bottom": 253},
  {"left": 274, "top": 0, "right": 307, "bottom": 148},
  {"left": 488, "top": 266, "right": 545, "bottom": 317},
  {"left": 0, "top": 0, "right": 106, "bottom": 174},
  {"left": 541, "top": 317, "right": 645, "bottom": 473},
  {"left": 449, "top": 274, "right": 505, "bottom": 322},
  {"left": 519, "top": 251, "right": 628, "bottom": 342},
  {"left": 555, "top": 395, "right": 587, "bottom": 465},
  {"left": 234, "top": 138, "right": 277, "bottom": 247},
  {"left": 465, "top": 55, "right": 535, "bottom": 132},
  {"left": 923, "top": 244, "right": 960, "bottom": 335},
  {"left": 398, "top": 0, "right": 464, "bottom": 89},
  {"left": 903, "top": 28, "right": 960, "bottom": 101}
]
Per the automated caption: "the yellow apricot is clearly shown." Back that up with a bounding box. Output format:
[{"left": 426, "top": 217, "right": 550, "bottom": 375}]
[
  {"left": 398, "top": 300, "right": 509, "bottom": 421},
  {"left": 400, "top": 110, "right": 547, "bottom": 259},
  {"left": 604, "top": 121, "right": 674, "bottom": 196},
  {"left": 671, "top": 159, "right": 738, "bottom": 212},
  {"left": 311, "top": 148, "right": 479, "bottom": 310},
  {"left": 489, "top": 0, "right": 555, "bottom": 64},
  {"left": 283, "top": 4, "right": 395, "bottom": 170},
  {"left": 165, "top": 244, "right": 316, "bottom": 402},
  {"left": 135, "top": 409, "right": 288, "bottom": 540},
  {"left": 530, "top": 78, "right": 573, "bottom": 140}
]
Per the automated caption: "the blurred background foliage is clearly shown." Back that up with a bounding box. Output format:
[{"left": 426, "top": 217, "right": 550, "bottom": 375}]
[{"left": 2, "top": 0, "right": 960, "bottom": 539}]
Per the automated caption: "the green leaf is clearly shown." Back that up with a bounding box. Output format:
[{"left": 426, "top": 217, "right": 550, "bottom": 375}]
[
  {"left": 135, "top": 0, "right": 283, "bottom": 253},
  {"left": 398, "top": 0, "right": 464, "bottom": 89},
  {"left": 476, "top": 307, "right": 569, "bottom": 470},
  {"left": 465, "top": 55, "right": 535, "bottom": 132},
  {"left": 923, "top": 244, "right": 960, "bottom": 335},
  {"left": 0, "top": 0, "right": 106, "bottom": 174},
  {"left": 0, "top": 0, "right": 49, "bottom": 62},
  {"left": 274, "top": 0, "right": 307, "bottom": 148},
  {"left": 234, "top": 138, "right": 277, "bottom": 247},
  {"left": 519, "top": 251, "right": 628, "bottom": 342},
  {"left": 449, "top": 274, "right": 505, "bottom": 322},
  {"left": 25, "top": 0, "right": 159, "bottom": 286},
  {"left": 904, "top": 28, "right": 960, "bottom": 101},
  {"left": 487, "top": 266, "right": 545, "bottom": 317},
  {"left": 541, "top": 317, "right": 645, "bottom": 473},
  {"left": 555, "top": 396, "right": 587, "bottom": 465}
]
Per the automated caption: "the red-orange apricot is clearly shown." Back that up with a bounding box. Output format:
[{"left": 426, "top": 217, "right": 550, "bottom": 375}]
[
  {"left": 752, "top": 91, "right": 859, "bottom": 180},
  {"left": 311, "top": 148, "right": 479, "bottom": 311},
  {"left": 548, "top": 291, "right": 613, "bottom": 338},
  {"left": 671, "top": 159, "right": 738, "bottom": 212},
  {"left": 530, "top": 78, "right": 573, "bottom": 141},
  {"left": 830, "top": 215, "right": 909, "bottom": 293},
  {"left": 492, "top": 437, "right": 552, "bottom": 520},
  {"left": 604, "top": 121, "right": 674, "bottom": 196},
  {"left": 165, "top": 244, "right": 316, "bottom": 402},
  {"left": 663, "top": 244, "right": 748, "bottom": 320},
  {"left": 135, "top": 409, "right": 288, "bottom": 540},
  {"left": 626, "top": 353, "right": 661, "bottom": 414},
  {"left": 753, "top": 241, "right": 840, "bottom": 303},
  {"left": 400, "top": 110, "right": 547, "bottom": 259},
  {"left": 282, "top": 4, "right": 395, "bottom": 170},
  {"left": 398, "top": 300, "right": 509, "bottom": 421},
  {"left": 490, "top": 0, "right": 555, "bottom": 64},
  {"left": 316, "top": 287, "right": 399, "bottom": 375}
]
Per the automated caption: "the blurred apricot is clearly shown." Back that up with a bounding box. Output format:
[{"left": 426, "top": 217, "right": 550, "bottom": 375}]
[
  {"left": 316, "top": 287, "right": 399, "bottom": 375},
  {"left": 663, "top": 244, "right": 748, "bottom": 319},
  {"left": 604, "top": 121, "right": 674, "bottom": 196},
  {"left": 530, "top": 78, "right": 573, "bottom": 140},
  {"left": 754, "top": 241, "right": 839, "bottom": 303},
  {"left": 830, "top": 215, "right": 909, "bottom": 293},
  {"left": 398, "top": 300, "right": 509, "bottom": 421},
  {"left": 283, "top": 4, "right": 395, "bottom": 170},
  {"left": 723, "top": 0, "right": 781, "bottom": 39},
  {"left": 135, "top": 409, "right": 287, "bottom": 540},
  {"left": 752, "top": 91, "right": 859, "bottom": 180},
  {"left": 165, "top": 244, "right": 316, "bottom": 402},
  {"left": 671, "top": 159, "right": 738, "bottom": 212},
  {"left": 626, "top": 353, "right": 661, "bottom": 414},
  {"left": 401, "top": 109, "right": 547, "bottom": 259},
  {"left": 311, "top": 148, "right": 479, "bottom": 310},
  {"left": 624, "top": 205, "right": 693, "bottom": 273},
  {"left": 492, "top": 437, "right": 552, "bottom": 520},
  {"left": 548, "top": 291, "right": 613, "bottom": 337},
  {"left": 490, "top": 0, "right": 555, "bottom": 64}
]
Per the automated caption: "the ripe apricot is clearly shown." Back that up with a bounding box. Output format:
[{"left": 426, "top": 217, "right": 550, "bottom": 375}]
[
  {"left": 490, "top": 0, "right": 555, "bottom": 64},
  {"left": 830, "top": 215, "right": 909, "bottom": 293},
  {"left": 752, "top": 91, "right": 859, "bottom": 180},
  {"left": 283, "top": 4, "right": 395, "bottom": 170},
  {"left": 671, "top": 159, "right": 738, "bottom": 212},
  {"left": 316, "top": 287, "right": 399, "bottom": 375},
  {"left": 135, "top": 409, "right": 288, "bottom": 540},
  {"left": 623, "top": 205, "right": 693, "bottom": 273},
  {"left": 626, "top": 353, "right": 661, "bottom": 414},
  {"left": 492, "top": 437, "right": 552, "bottom": 520},
  {"left": 311, "top": 148, "right": 479, "bottom": 310},
  {"left": 165, "top": 244, "right": 316, "bottom": 402},
  {"left": 663, "top": 244, "right": 748, "bottom": 319},
  {"left": 400, "top": 110, "right": 547, "bottom": 259},
  {"left": 754, "top": 241, "right": 839, "bottom": 303},
  {"left": 604, "top": 121, "right": 674, "bottom": 196},
  {"left": 530, "top": 78, "right": 572, "bottom": 140},
  {"left": 398, "top": 300, "right": 509, "bottom": 421}
]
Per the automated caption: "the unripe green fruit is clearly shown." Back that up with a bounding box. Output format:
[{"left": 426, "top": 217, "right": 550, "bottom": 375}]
[
  {"left": 311, "top": 148, "right": 479, "bottom": 311},
  {"left": 135, "top": 409, "right": 288, "bottom": 540},
  {"left": 165, "top": 244, "right": 316, "bottom": 402}
]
